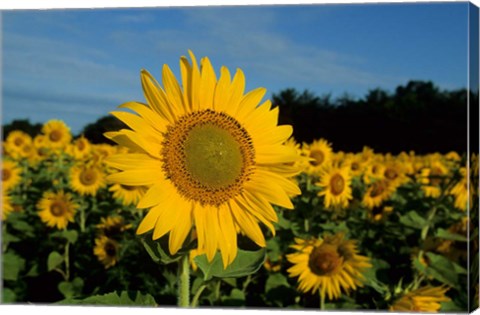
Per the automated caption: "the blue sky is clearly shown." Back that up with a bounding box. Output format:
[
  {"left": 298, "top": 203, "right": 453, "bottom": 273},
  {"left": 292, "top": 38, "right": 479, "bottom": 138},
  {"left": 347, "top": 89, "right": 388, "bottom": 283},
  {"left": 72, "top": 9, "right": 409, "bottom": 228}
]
[{"left": 2, "top": 2, "right": 469, "bottom": 134}]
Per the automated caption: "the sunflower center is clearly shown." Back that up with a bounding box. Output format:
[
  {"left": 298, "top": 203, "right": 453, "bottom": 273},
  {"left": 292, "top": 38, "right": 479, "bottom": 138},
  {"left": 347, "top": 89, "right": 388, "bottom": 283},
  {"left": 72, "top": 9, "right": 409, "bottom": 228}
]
[
  {"left": 370, "top": 181, "right": 386, "bottom": 197},
  {"left": 77, "top": 140, "right": 86, "bottom": 151},
  {"left": 2, "top": 169, "right": 11, "bottom": 181},
  {"left": 384, "top": 168, "right": 398, "bottom": 180},
  {"left": 14, "top": 137, "right": 24, "bottom": 146},
  {"left": 80, "top": 169, "right": 97, "bottom": 186},
  {"left": 309, "top": 244, "right": 342, "bottom": 276},
  {"left": 309, "top": 150, "right": 324, "bottom": 166},
  {"left": 330, "top": 174, "right": 345, "bottom": 195},
  {"left": 49, "top": 130, "right": 62, "bottom": 142},
  {"left": 104, "top": 241, "right": 117, "bottom": 257},
  {"left": 50, "top": 201, "right": 66, "bottom": 217},
  {"left": 351, "top": 162, "right": 359, "bottom": 171},
  {"left": 162, "top": 109, "right": 255, "bottom": 207}
]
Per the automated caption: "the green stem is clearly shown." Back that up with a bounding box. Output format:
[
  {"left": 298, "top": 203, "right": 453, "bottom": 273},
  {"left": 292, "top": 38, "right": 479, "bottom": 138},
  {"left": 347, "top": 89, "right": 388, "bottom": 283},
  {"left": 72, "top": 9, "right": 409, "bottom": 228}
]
[
  {"left": 64, "top": 242, "right": 70, "bottom": 281},
  {"left": 177, "top": 254, "right": 190, "bottom": 307},
  {"left": 191, "top": 283, "right": 207, "bottom": 307},
  {"left": 320, "top": 292, "right": 325, "bottom": 310},
  {"left": 80, "top": 206, "right": 86, "bottom": 233}
]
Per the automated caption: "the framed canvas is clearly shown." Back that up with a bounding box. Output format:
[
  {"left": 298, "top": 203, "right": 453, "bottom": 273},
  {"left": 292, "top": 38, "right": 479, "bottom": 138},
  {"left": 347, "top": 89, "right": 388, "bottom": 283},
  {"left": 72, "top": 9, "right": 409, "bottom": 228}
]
[{"left": 1, "top": 0, "right": 479, "bottom": 314}]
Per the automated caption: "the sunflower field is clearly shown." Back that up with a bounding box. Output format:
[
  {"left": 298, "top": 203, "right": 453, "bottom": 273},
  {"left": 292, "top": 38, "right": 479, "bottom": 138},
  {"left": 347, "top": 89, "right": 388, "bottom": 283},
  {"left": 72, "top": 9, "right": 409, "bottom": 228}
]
[{"left": 1, "top": 52, "right": 479, "bottom": 312}]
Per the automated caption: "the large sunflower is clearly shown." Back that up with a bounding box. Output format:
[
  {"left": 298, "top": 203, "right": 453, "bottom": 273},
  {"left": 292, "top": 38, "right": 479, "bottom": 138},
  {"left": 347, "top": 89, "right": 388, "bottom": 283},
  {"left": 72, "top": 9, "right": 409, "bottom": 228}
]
[
  {"left": 2, "top": 160, "right": 22, "bottom": 191},
  {"left": 286, "top": 233, "right": 371, "bottom": 301},
  {"left": 42, "top": 120, "right": 72, "bottom": 150},
  {"left": 389, "top": 285, "right": 450, "bottom": 312},
  {"left": 316, "top": 165, "right": 352, "bottom": 209},
  {"left": 70, "top": 164, "right": 106, "bottom": 196},
  {"left": 37, "top": 190, "right": 78, "bottom": 230},
  {"left": 104, "top": 51, "right": 301, "bottom": 267}
]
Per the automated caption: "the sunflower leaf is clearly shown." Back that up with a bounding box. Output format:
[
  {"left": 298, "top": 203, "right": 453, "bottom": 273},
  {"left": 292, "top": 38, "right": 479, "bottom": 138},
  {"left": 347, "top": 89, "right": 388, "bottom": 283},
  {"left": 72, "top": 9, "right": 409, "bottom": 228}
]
[
  {"left": 435, "top": 228, "right": 468, "bottom": 242},
  {"left": 194, "top": 248, "right": 266, "bottom": 281},
  {"left": 2, "top": 251, "right": 26, "bottom": 281},
  {"left": 47, "top": 251, "right": 64, "bottom": 272},
  {"left": 55, "top": 291, "right": 157, "bottom": 306}
]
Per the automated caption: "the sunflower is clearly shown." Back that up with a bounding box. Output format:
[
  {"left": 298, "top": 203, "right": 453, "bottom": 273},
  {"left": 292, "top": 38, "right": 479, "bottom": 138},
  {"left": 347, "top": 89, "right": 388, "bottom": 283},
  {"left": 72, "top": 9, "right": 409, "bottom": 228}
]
[
  {"left": 37, "top": 190, "right": 78, "bottom": 230},
  {"left": 96, "top": 216, "right": 132, "bottom": 238},
  {"left": 449, "top": 167, "right": 470, "bottom": 211},
  {"left": 4, "top": 130, "right": 32, "bottom": 158},
  {"left": 362, "top": 179, "right": 395, "bottom": 209},
  {"left": 2, "top": 189, "right": 13, "bottom": 221},
  {"left": 70, "top": 164, "right": 106, "bottom": 196},
  {"left": 108, "top": 183, "right": 147, "bottom": 207},
  {"left": 68, "top": 135, "right": 91, "bottom": 160},
  {"left": 389, "top": 285, "right": 450, "bottom": 312},
  {"left": 2, "top": 160, "right": 22, "bottom": 191},
  {"left": 316, "top": 165, "right": 352, "bottom": 209},
  {"left": 93, "top": 235, "right": 120, "bottom": 269},
  {"left": 104, "top": 51, "right": 301, "bottom": 267},
  {"left": 41, "top": 120, "right": 72, "bottom": 150},
  {"left": 344, "top": 153, "right": 366, "bottom": 178},
  {"left": 382, "top": 160, "right": 408, "bottom": 189},
  {"left": 419, "top": 161, "right": 449, "bottom": 198},
  {"left": 286, "top": 233, "right": 371, "bottom": 301},
  {"left": 363, "top": 159, "right": 386, "bottom": 184},
  {"left": 302, "top": 138, "right": 333, "bottom": 175}
]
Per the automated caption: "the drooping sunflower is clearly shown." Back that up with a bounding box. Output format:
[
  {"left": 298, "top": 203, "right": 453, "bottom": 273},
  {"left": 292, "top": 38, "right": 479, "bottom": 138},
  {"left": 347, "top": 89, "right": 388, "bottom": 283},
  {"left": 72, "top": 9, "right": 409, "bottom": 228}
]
[
  {"left": 42, "top": 120, "right": 72, "bottom": 150},
  {"left": 2, "top": 159, "right": 22, "bottom": 191},
  {"left": 362, "top": 179, "right": 395, "bottom": 209},
  {"left": 389, "top": 285, "right": 451, "bottom": 312},
  {"left": 96, "top": 216, "right": 132, "bottom": 238},
  {"left": 316, "top": 165, "right": 352, "bottom": 209},
  {"left": 302, "top": 138, "right": 333, "bottom": 175},
  {"left": 70, "top": 164, "right": 106, "bottom": 196},
  {"left": 93, "top": 235, "right": 120, "bottom": 269},
  {"left": 108, "top": 183, "right": 147, "bottom": 207},
  {"left": 104, "top": 51, "right": 301, "bottom": 267},
  {"left": 286, "top": 233, "right": 371, "bottom": 301},
  {"left": 37, "top": 190, "right": 78, "bottom": 230}
]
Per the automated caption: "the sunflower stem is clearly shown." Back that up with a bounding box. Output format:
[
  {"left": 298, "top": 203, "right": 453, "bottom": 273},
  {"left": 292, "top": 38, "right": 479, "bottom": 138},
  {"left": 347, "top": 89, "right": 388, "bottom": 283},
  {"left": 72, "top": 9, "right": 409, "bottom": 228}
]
[
  {"left": 191, "top": 283, "right": 207, "bottom": 307},
  {"left": 80, "top": 206, "right": 86, "bottom": 233},
  {"left": 320, "top": 292, "right": 325, "bottom": 310},
  {"left": 177, "top": 254, "right": 190, "bottom": 307},
  {"left": 64, "top": 242, "right": 70, "bottom": 281}
]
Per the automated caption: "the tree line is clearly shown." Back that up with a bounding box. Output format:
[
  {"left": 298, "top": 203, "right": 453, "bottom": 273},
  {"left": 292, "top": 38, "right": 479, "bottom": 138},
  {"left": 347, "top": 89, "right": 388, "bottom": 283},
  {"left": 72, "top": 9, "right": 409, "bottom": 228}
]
[{"left": 2, "top": 80, "right": 470, "bottom": 154}]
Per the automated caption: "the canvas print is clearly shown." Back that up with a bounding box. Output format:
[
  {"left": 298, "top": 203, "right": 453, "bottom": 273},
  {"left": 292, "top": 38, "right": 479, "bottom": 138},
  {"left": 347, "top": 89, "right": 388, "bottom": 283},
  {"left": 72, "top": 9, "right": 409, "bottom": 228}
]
[{"left": 1, "top": 1, "right": 479, "bottom": 313}]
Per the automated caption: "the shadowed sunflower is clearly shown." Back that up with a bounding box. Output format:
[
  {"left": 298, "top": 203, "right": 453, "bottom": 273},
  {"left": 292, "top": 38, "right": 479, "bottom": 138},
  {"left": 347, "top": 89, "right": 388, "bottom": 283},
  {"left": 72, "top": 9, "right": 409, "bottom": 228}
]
[
  {"left": 362, "top": 179, "right": 395, "bottom": 209},
  {"left": 96, "top": 216, "right": 132, "bottom": 238},
  {"left": 2, "top": 160, "right": 22, "bottom": 191},
  {"left": 37, "top": 190, "right": 78, "bottom": 230},
  {"left": 389, "top": 285, "right": 450, "bottom": 312},
  {"left": 42, "top": 120, "right": 72, "bottom": 150},
  {"left": 70, "top": 164, "right": 106, "bottom": 196},
  {"left": 94, "top": 235, "right": 120, "bottom": 269},
  {"left": 316, "top": 165, "right": 352, "bottom": 209},
  {"left": 109, "top": 183, "right": 147, "bottom": 206},
  {"left": 104, "top": 51, "right": 301, "bottom": 267},
  {"left": 286, "top": 233, "right": 371, "bottom": 302},
  {"left": 2, "top": 189, "right": 13, "bottom": 221}
]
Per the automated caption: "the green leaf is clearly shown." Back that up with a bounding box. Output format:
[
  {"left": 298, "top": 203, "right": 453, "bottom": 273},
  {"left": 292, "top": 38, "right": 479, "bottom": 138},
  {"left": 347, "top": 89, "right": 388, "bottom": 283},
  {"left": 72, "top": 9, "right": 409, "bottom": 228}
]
[
  {"left": 265, "top": 273, "right": 290, "bottom": 292},
  {"left": 221, "top": 288, "right": 245, "bottom": 306},
  {"left": 3, "top": 252, "right": 25, "bottom": 281},
  {"left": 194, "top": 248, "right": 266, "bottom": 281},
  {"left": 25, "top": 264, "right": 39, "bottom": 277},
  {"left": 47, "top": 251, "right": 64, "bottom": 272},
  {"left": 414, "top": 253, "right": 461, "bottom": 287},
  {"left": 399, "top": 210, "right": 427, "bottom": 229},
  {"left": 435, "top": 228, "right": 468, "bottom": 242},
  {"left": 56, "top": 291, "right": 157, "bottom": 306},
  {"left": 58, "top": 282, "right": 75, "bottom": 299},
  {"left": 140, "top": 234, "right": 193, "bottom": 265},
  {"left": 62, "top": 230, "right": 79, "bottom": 244},
  {"left": 8, "top": 217, "right": 35, "bottom": 237},
  {"left": 2, "top": 288, "right": 16, "bottom": 303}
]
